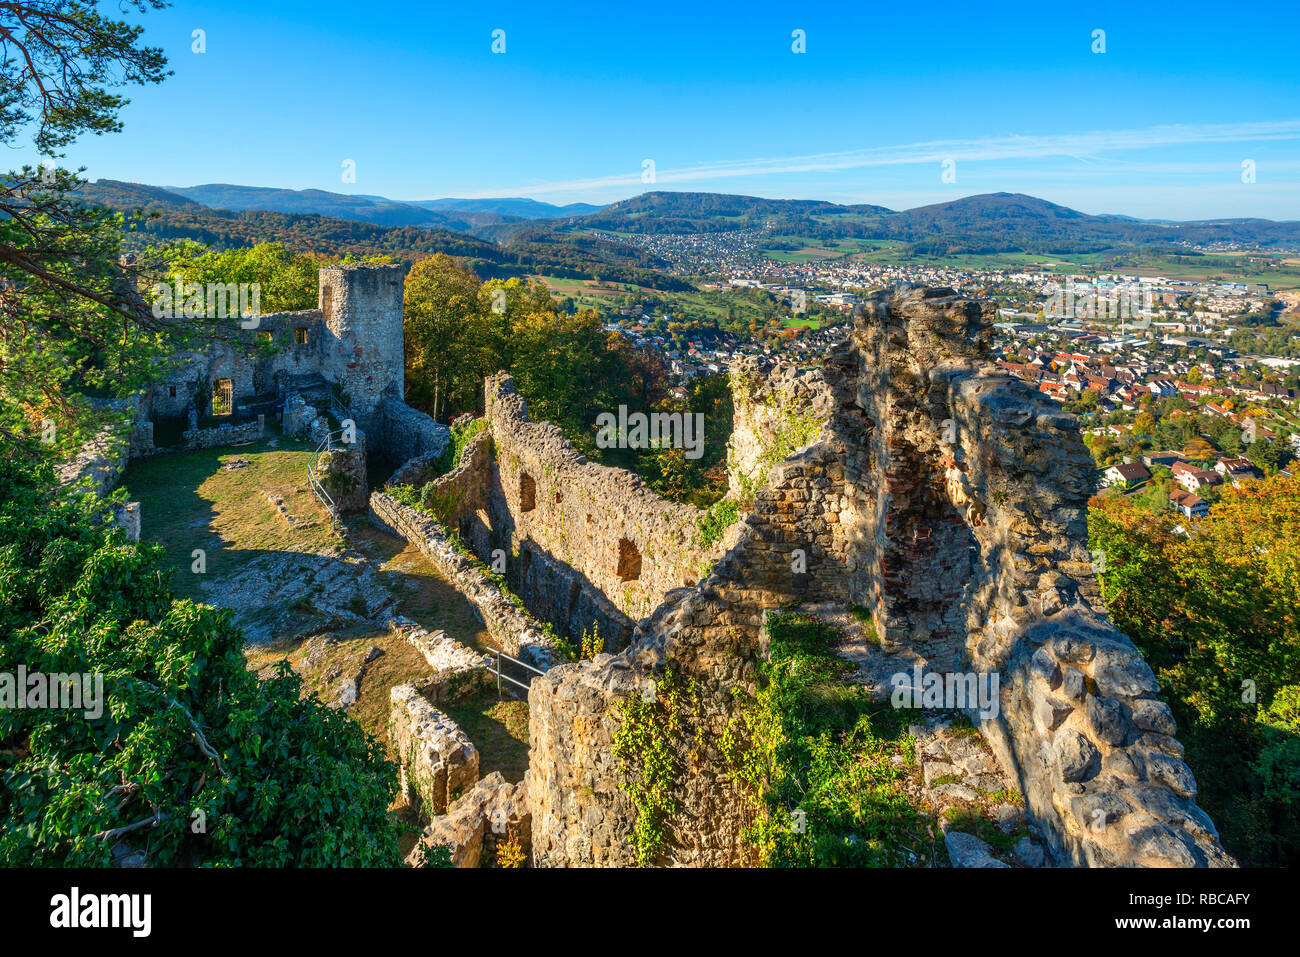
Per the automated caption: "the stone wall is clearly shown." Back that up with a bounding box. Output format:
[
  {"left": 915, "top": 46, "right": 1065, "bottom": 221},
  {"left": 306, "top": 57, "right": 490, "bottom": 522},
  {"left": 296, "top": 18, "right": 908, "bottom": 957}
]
[
  {"left": 393, "top": 616, "right": 493, "bottom": 704},
  {"left": 56, "top": 423, "right": 130, "bottom": 498},
  {"left": 391, "top": 428, "right": 492, "bottom": 530},
  {"left": 726, "top": 357, "right": 833, "bottom": 498},
  {"left": 181, "top": 418, "right": 265, "bottom": 451},
  {"left": 143, "top": 308, "right": 330, "bottom": 428},
  {"left": 522, "top": 286, "right": 1233, "bottom": 869},
  {"left": 482, "top": 373, "right": 724, "bottom": 638},
  {"left": 407, "top": 772, "right": 531, "bottom": 868},
  {"left": 283, "top": 394, "right": 316, "bottom": 438},
  {"left": 369, "top": 491, "right": 560, "bottom": 668},
  {"left": 378, "top": 397, "right": 450, "bottom": 470},
  {"left": 390, "top": 683, "right": 479, "bottom": 821},
  {"left": 835, "top": 288, "right": 1231, "bottom": 866}
]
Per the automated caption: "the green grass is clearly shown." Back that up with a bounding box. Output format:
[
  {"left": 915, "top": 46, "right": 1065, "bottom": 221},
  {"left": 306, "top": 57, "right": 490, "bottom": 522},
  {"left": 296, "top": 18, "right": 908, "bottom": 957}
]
[
  {"left": 728, "top": 611, "right": 940, "bottom": 867},
  {"left": 444, "top": 692, "right": 531, "bottom": 784},
  {"left": 121, "top": 434, "right": 339, "bottom": 601},
  {"left": 942, "top": 807, "right": 1029, "bottom": 854}
]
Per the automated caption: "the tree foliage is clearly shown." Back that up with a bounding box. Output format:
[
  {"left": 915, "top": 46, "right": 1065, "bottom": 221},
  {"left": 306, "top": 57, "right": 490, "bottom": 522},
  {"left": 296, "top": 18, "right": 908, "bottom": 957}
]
[
  {"left": 0, "top": 1, "right": 170, "bottom": 155},
  {"left": 1089, "top": 476, "right": 1300, "bottom": 864},
  {"left": 147, "top": 240, "right": 343, "bottom": 313},
  {"left": 0, "top": 452, "right": 400, "bottom": 866},
  {"left": 402, "top": 255, "right": 731, "bottom": 504},
  {"left": 0, "top": 1, "right": 175, "bottom": 448}
]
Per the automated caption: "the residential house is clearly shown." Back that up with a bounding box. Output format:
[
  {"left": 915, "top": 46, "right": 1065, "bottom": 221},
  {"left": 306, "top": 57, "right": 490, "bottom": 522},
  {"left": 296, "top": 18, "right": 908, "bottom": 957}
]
[
  {"left": 1171, "top": 461, "right": 1223, "bottom": 492},
  {"left": 1103, "top": 462, "right": 1151, "bottom": 488},
  {"left": 1169, "top": 488, "right": 1210, "bottom": 519}
]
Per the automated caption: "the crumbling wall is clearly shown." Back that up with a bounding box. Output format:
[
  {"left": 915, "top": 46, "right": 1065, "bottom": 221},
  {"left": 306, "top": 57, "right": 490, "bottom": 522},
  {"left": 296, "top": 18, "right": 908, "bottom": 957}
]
[
  {"left": 523, "top": 286, "right": 1233, "bottom": 869},
  {"left": 392, "top": 429, "right": 494, "bottom": 548},
  {"left": 378, "top": 397, "right": 450, "bottom": 469},
  {"left": 56, "top": 423, "right": 130, "bottom": 498},
  {"left": 135, "top": 264, "right": 427, "bottom": 460},
  {"left": 390, "top": 683, "right": 479, "bottom": 821},
  {"left": 181, "top": 418, "right": 265, "bottom": 451},
  {"left": 726, "top": 357, "right": 833, "bottom": 499},
  {"left": 407, "top": 772, "right": 531, "bottom": 868},
  {"left": 483, "top": 374, "right": 724, "bottom": 638},
  {"left": 394, "top": 616, "right": 493, "bottom": 704},
  {"left": 526, "top": 439, "right": 855, "bottom": 866},
  {"left": 369, "top": 491, "right": 559, "bottom": 668}
]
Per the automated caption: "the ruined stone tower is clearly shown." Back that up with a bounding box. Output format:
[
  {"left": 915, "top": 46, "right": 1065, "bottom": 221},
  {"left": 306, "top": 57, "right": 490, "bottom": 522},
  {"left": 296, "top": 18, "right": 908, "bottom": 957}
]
[{"left": 318, "top": 263, "right": 406, "bottom": 426}]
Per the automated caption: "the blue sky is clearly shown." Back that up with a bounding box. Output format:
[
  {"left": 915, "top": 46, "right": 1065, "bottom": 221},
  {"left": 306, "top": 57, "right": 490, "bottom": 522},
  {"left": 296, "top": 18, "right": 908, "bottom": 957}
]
[{"left": 13, "top": 0, "right": 1300, "bottom": 219}]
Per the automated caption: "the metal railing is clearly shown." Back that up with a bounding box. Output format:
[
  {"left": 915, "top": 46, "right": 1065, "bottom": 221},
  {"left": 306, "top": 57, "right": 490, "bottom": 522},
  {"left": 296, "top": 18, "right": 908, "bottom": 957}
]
[
  {"left": 329, "top": 397, "right": 352, "bottom": 430},
  {"left": 485, "top": 645, "right": 548, "bottom": 698},
  {"left": 307, "top": 428, "right": 348, "bottom": 536}
]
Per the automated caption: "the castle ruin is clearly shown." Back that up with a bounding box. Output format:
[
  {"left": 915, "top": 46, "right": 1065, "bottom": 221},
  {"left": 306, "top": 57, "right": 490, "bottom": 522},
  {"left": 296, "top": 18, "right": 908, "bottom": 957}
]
[
  {"left": 377, "top": 285, "right": 1234, "bottom": 868},
  {"left": 66, "top": 267, "right": 1234, "bottom": 868}
]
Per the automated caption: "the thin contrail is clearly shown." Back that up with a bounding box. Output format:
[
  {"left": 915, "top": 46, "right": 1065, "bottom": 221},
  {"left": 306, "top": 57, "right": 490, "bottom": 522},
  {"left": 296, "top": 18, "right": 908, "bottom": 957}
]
[{"left": 441, "top": 119, "right": 1300, "bottom": 199}]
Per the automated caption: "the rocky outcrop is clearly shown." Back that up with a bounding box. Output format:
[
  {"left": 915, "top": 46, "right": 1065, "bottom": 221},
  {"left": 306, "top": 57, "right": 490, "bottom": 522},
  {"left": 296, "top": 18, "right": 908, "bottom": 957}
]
[
  {"left": 521, "top": 286, "right": 1234, "bottom": 869},
  {"left": 315, "top": 432, "right": 368, "bottom": 513}
]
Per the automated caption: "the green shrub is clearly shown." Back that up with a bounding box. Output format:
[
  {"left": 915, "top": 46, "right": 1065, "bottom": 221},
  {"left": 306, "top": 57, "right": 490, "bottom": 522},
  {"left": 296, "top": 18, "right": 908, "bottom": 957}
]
[
  {"left": 0, "top": 452, "right": 401, "bottom": 866},
  {"left": 436, "top": 416, "right": 487, "bottom": 476},
  {"left": 693, "top": 498, "right": 740, "bottom": 548},
  {"left": 723, "top": 612, "right": 937, "bottom": 867}
]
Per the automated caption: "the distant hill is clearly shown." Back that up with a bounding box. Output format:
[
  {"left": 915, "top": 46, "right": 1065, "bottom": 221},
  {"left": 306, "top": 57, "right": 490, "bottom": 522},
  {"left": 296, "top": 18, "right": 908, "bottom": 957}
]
[
  {"left": 528, "top": 189, "right": 1300, "bottom": 254},
  {"left": 73, "top": 180, "right": 691, "bottom": 291},
  {"left": 408, "top": 197, "right": 604, "bottom": 219},
  {"left": 516, "top": 190, "right": 893, "bottom": 238},
  {"left": 74, "top": 179, "right": 203, "bottom": 211},
  {"left": 74, "top": 179, "right": 1300, "bottom": 283},
  {"left": 877, "top": 193, "right": 1300, "bottom": 253},
  {"left": 157, "top": 183, "right": 516, "bottom": 233}
]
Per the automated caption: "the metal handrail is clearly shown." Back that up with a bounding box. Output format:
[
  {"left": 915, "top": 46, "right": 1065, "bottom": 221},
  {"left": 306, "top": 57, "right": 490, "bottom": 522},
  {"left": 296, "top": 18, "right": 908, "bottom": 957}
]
[
  {"left": 307, "top": 428, "right": 349, "bottom": 535},
  {"left": 329, "top": 396, "right": 353, "bottom": 430},
  {"left": 485, "top": 645, "right": 548, "bottom": 697}
]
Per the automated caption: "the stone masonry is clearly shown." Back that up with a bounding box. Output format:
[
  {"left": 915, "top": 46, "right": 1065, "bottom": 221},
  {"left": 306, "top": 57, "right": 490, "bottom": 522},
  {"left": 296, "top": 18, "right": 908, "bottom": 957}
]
[
  {"left": 520, "top": 286, "right": 1233, "bottom": 868},
  {"left": 390, "top": 682, "right": 479, "bottom": 821}
]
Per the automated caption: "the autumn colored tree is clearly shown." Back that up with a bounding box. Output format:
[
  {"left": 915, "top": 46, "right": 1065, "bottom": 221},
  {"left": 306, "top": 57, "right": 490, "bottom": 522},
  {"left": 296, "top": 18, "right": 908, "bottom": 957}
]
[
  {"left": 1089, "top": 475, "right": 1300, "bottom": 864},
  {"left": 402, "top": 253, "right": 493, "bottom": 421}
]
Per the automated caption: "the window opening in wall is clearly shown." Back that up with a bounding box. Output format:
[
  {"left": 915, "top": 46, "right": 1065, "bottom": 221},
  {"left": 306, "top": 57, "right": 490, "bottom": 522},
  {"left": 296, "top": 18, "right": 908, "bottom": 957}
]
[
  {"left": 168, "top": 385, "right": 176, "bottom": 398},
  {"left": 520, "top": 472, "right": 536, "bottom": 512},
  {"left": 294, "top": 327, "right": 308, "bottom": 345},
  {"left": 212, "top": 378, "right": 233, "bottom": 417},
  {"left": 616, "top": 538, "right": 641, "bottom": 581}
]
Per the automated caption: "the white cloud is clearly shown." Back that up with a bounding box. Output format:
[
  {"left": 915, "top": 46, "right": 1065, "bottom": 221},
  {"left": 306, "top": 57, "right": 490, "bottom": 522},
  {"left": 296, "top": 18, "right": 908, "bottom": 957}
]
[{"left": 447, "top": 119, "right": 1300, "bottom": 204}]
